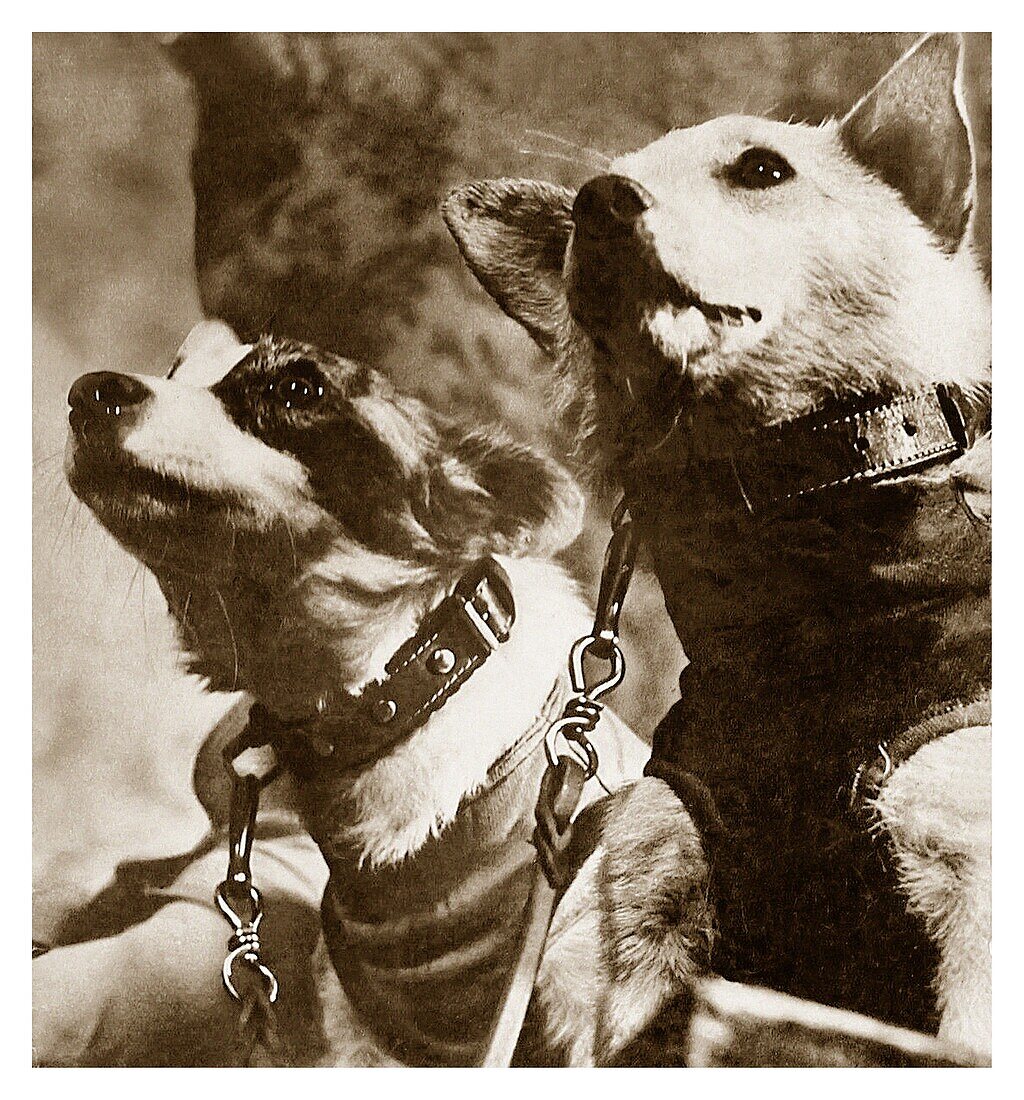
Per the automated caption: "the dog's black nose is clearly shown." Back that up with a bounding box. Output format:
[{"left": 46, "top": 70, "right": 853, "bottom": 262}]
[
  {"left": 68, "top": 371, "right": 150, "bottom": 439},
  {"left": 572, "top": 175, "right": 652, "bottom": 240}
]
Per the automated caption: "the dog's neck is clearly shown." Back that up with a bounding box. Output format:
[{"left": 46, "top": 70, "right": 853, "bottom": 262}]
[
  {"left": 159, "top": 553, "right": 590, "bottom": 867},
  {"left": 629, "top": 436, "right": 990, "bottom": 765},
  {"left": 626, "top": 400, "right": 989, "bottom": 1027},
  {"left": 298, "top": 555, "right": 590, "bottom": 867}
]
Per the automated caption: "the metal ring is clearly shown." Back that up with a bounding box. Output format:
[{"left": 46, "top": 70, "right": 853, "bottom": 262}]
[
  {"left": 544, "top": 715, "right": 580, "bottom": 770},
  {"left": 568, "top": 636, "right": 625, "bottom": 700},
  {"left": 222, "top": 945, "right": 279, "bottom": 1004}
]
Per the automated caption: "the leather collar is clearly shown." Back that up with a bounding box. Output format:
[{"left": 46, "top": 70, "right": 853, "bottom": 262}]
[
  {"left": 728, "top": 384, "right": 982, "bottom": 516},
  {"left": 240, "top": 556, "right": 516, "bottom": 777}
]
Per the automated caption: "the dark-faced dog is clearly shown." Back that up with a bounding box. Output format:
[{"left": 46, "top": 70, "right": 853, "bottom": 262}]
[{"left": 61, "top": 321, "right": 710, "bottom": 1065}]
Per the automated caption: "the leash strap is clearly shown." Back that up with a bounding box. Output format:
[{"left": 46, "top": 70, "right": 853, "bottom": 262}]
[
  {"left": 482, "top": 503, "right": 637, "bottom": 1067},
  {"left": 481, "top": 758, "right": 587, "bottom": 1068},
  {"left": 214, "top": 735, "right": 285, "bottom": 1066}
]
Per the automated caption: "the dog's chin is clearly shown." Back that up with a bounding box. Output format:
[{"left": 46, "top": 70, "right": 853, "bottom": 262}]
[
  {"left": 573, "top": 304, "right": 783, "bottom": 468},
  {"left": 66, "top": 444, "right": 260, "bottom": 567},
  {"left": 581, "top": 306, "right": 721, "bottom": 407}
]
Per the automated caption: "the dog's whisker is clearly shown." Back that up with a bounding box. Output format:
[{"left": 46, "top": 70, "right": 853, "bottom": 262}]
[
  {"left": 213, "top": 584, "right": 240, "bottom": 692},
  {"left": 66, "top": 496, "right": 89, "bottom": 553},
  {"left": 121, "top": 559, "right": 144, "bottom": 614},
  {"left": 36, "top": 467, "right": 71, "bottom": 503},
  {"left": 140, "top": 567, "right": 157, "bottom": 674},
  {"left": 180, "top": 589, "right": 195, "bottom": 649},
  {"left": 518, "top": 148, "right": 594, "bottom": 168},
  {"left": 152, "top": 535, "right": 173, "bottom": 570},
  {"left": 33, "top": 450, "right": 64, "bottom": 470},
  {"left": 283, "top": 516, "right": 299, "bottom": 576},
  {"left": 50, "top": 491, "right": 75, "bottom": 558},
  {"left": 523, "top": 128, "right": 613, "bottom": 166}
]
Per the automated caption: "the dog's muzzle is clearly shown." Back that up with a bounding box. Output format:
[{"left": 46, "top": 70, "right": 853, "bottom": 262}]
[
  {"left": 567, "top": 175, "right": 669, "bottom": 341},
  {"left": 68, "top": 371, "right": 151, "bottom": 446}
]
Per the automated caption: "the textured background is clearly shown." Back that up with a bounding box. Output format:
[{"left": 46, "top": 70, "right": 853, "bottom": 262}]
[{"left": 33, "top": 32, "right": 991, "bottom": 921}]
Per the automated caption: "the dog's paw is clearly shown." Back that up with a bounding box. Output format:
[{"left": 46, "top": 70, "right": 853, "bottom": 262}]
[
  {"left": 871, "top": 724, "right": 991, "bottom": 1053},
  {"left": 538, "top": 776, "right": 713, "bottom": 1064}
]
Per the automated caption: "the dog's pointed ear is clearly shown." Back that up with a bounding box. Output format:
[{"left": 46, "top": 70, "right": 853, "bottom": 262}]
[
  {"left": 170, "top": 320, "right": 252, "bottom": 386},
  {"left": 840, "top": 33, "right": 975, "bottom": 251},
  {"left": 426, "top": 429, "right": 585, "bottom": 560},
  {"left": 442, "top": 179, "right": 576, "bottom": 357}
]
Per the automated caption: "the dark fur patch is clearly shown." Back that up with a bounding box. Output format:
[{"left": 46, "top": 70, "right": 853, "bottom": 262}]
[
  {"left": 74, "top": 333, "right": 583, "bottom": 580},
  {"left": 208, "top": 335, "right": 582, "bottom": 565}
]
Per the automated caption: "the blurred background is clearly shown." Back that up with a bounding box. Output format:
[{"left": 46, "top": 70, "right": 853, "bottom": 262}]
[{"left": 33, "top": 33, "right": 991, "bottom": 928}]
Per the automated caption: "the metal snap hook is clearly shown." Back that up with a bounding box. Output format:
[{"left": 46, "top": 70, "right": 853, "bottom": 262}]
[
  {"left": 569, "top": 635, "right": 625, "bottom": 700},
  {"left": 544, "top": 713, "right": 601, "bottom": 778}
]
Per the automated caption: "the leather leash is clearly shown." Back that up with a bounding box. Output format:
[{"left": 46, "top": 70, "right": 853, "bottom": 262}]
[{"left": 481, "top": 501, "right": 637, "bottom": 1066}]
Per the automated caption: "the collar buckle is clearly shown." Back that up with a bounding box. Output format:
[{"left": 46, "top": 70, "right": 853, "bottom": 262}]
[
  {"left": 277, "top": 557, "right": 517, "bottom": 776},
  {"left": 452, "top": 556, "right": 516, "bottom": 651}
]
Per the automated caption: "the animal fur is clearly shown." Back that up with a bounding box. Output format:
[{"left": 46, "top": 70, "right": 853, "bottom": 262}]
[
  {"left": 444, "top": 31, "right": 991, "bottom": 1057},
  {"left": 533, "top": 777, "right": 714, "bottom": 1064},
  {"left": 63, "top": 321, "right": 692, "bottom": 1065},
  {"left": 871, "top": 722, "right": 992, "bottom": 1048}
]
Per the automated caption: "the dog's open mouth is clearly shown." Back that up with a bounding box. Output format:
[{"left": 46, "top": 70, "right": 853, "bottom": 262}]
[
  {"left": 665, "top": 278, "right": 761, "bottom": 327},
  {"left": 568, "top": 239, "right": 762, "bottom": 347}
]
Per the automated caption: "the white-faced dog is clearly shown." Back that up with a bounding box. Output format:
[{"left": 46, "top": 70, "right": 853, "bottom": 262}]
[
  {"left": 445, "top": 33, "right": 991, "bottom": 1059},
  {"left": 63, "top": 322, "right": 706, "bottom": 1066}
]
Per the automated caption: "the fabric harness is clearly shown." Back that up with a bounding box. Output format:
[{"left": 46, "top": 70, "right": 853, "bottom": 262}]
[
  {"left": 305, "top": 679, "right": 640, "bottom": 1066},
  {"left": 629, "top": 383, "right": 991, "bottom": 1033}
]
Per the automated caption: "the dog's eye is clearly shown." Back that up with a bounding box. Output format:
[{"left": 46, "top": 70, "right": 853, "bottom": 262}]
[
  {"left": 270, "top": 362, "right": 325, "bottom": 410},
  {"left": 724, "top": 147, "right": 795, "bottom": 190}
]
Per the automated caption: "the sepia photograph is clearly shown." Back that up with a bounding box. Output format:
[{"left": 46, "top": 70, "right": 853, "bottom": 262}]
[{"left": 32, "top": 27, "right": 992, "bottom": 1069}]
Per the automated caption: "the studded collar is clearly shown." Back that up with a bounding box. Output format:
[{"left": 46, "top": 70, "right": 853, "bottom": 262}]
[{"left": 243, "top": 557, "right": 517, "bottom": 777}]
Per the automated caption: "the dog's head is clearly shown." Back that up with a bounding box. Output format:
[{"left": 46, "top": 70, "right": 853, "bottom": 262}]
[
  {"left": 66, "top": 323, "right": 583, "bottom": 697},
  {"left": 445, "top": 34, "right": 990, "bottom": 473}
]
